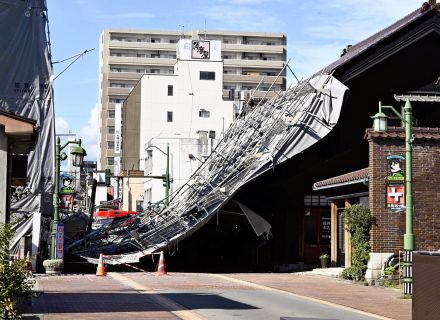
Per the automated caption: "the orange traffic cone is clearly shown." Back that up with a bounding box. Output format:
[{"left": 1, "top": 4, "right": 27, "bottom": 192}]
[
  {"left": 157, "top": 251, "right": 167, "bottom": 276},
  {"left": 96, "top": 253, "right": 106, "bottom": 276}
]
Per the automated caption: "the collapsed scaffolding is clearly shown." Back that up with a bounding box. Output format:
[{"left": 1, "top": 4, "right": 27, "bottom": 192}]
[{"left": 66, "top": 69, "right": 348, "bottom": 264}]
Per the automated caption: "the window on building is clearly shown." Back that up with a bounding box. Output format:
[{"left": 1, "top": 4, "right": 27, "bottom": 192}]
[
  {"left": 209, "top": 131, "right": 216, "bottom": 139},
  {"left": 108, "top": 110, "right": 115, "bottom": 118},
  {"left": 109, "top": 97, "right": 124, "bottom": 103},
  {"left": 108, "top": 126, "right": 115, "bottom": 134},
  {"left": 200, "top": 71, "right": 215, "bottom": 80},
  {"left": 107, "top": 141, "right": 115, "bottom": 150},
  {"left": 136, "top": 200, "right": 144, "bottom": 212},
  {"left": 168, "top": 85, "right": 173, "bottom": 96},
  {"left": 199, "top": 109, "right": 210, "bottom": 118},
  {"left": 167, "top": 111, "right": 173, "bottom": 122},
  {"left": 304, "top": 195, "right": 330, "bottom": 207},
  {"left": 107, "top": 157, "right": 114, "bottom": 165}
]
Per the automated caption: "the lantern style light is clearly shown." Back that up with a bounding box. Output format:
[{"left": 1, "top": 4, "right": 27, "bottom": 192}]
[
  {"left": 70, "top": 144, "right": 87, "bottom": 167},
  {"left": 371, "top": 102, "right": 388, "bottom": 132}
]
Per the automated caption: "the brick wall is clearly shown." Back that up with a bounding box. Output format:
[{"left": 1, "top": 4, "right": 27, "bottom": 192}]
[{"left": 367, "top": 127, "right": 440, "bottom": 252}]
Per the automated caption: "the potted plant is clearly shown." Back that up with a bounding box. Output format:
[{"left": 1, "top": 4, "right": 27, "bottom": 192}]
[
  {"left": 319, "top": 254, "right": 329, "bottom": 268},
  {"left": 42, "top": 259, "right": 64, "bottom": 274},
  {"left": 383, "top": 266, "right": 399, "bottom": 280}
]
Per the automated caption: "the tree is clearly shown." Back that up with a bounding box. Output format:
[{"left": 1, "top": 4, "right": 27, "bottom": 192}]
[
  {"left": 341, "top": 204, "right": 372, "bottom": 281},
  {"left": 0, "top": 223, "right": 34, "bottom": 319}
]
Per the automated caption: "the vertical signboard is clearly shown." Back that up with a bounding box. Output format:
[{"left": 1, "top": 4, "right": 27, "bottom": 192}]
[
  {"left": 386, "top": 155, "right": 405, "bottom": 211},
  {"left": 320, "top": 216, "right": 331, "bottom": 245},
  {"left": 55, "top": 224, "right": 64, "bottom": 259},
  {"left": 386, "top": 184, "right": 405, "bottom": 211},
  {"left": 114, "top": 103, "right": 122, "bottom": 154},
  {"left": 59, "top": 194, "right": 73, "bottom": 211},
  {"left": 114, "top": 156, "right": 121, "bottom": 177}
]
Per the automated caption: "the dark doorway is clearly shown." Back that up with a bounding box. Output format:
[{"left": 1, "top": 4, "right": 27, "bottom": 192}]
[{"left": 303, "top": 208, "right": 331, "bottom": 264}]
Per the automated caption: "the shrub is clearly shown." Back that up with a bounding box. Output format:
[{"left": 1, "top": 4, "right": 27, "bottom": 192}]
[
  {"left": 42, "top": 259, "right": 64, "bottom": 272},
  {"left": 383, "top": 266, "right": 396, "bottom": 276},
  {"left": 341, "top": 204, "right": 372, "bottom": 281},
  {"left": 0, "top": 223, "right": 34, "bottom": 319}
]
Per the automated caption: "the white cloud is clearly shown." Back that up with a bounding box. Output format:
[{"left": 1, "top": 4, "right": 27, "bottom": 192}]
[
  {"left": 288, "top": 41, "right": 344, "bottom": 81},
  {"left": 201, "top": 5, "right": 282, "bottom": 31},
  {"left": 302, "top": 0, "right": 420, "bottom": 42},
  {"left": 285, "top": 1, "right": 421, "bottom": 81},
  {"left": 79, "top": 103, "right": 99, "bottom": 161},
  {"left": 55, "top": 116, "right": 70, "bottom": 134}
]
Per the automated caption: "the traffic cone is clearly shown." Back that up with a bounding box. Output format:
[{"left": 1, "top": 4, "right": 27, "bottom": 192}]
[
  {"left": 157, "top": 251, "right": 167, "bottom": 276},
  {"left": 96, "top": 253, "right": 106, "bottom": 276}
]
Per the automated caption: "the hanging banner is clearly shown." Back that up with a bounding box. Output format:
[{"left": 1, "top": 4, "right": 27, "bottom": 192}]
[
  {"left": 59, "top": 194, "right": 73, "bottom": 211},
  {"left": 114, "top": 103, "right": 122, "bottom": 154},
  {"left": 55, "top": 224, "right": 64, "bottom": 259},
  {"left": 386, "top": 183, "right": 405, "bottom": 211},
  {"left": 387, "top": 155, "right": 405, "bottom": 182},
  {"left": 114, "top": 156, "right": 121, "bottom": 176}
]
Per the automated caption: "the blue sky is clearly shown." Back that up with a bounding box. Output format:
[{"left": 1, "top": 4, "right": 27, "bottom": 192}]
[{"left": 47, "top": 0, "right": 419, "bottom": 160}]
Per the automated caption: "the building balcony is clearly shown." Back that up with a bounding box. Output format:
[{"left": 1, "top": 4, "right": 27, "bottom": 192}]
[
  {"left": 107, "top": 87, "right": 132, "bottom": 95},
  {"left": 223, "top": 74, "right": 283, "bottom": 85},
  {"left": 222, "top": 89, "right": 279, "bottom": 100},
  {"left": 107, "top": 72, "right": 143, "bottom": 81},
  {"left": 224, "top": 59, "right": 284, "bottom": 69},
  {"left": 108, "top": 56, "right": 176, "bottom": 66},
  {"left": 222, "top": 43, "right": 285, "bottom": 54},
  {"left": 109, "top": 41, "right": 177, "bottom": 51}
]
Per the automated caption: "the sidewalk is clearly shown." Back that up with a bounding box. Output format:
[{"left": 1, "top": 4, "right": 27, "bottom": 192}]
[
  {"left": 32, "top": 274, "right": 180, "bottom": 319},
  {"left": 31, "top": 272, "right": 411, "bottom": 320}
]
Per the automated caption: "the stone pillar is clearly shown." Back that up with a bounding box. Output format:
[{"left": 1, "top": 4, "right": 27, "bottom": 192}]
[{"left": 0, "top": 126, "right": 8, "bottom": 223}]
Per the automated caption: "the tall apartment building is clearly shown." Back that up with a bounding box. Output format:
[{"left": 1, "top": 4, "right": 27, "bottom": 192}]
[{"left": 98, "top": 29, "right": 287, "bottom": 172}]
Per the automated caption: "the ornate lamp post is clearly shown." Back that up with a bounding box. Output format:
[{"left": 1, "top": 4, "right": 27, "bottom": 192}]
[
  {"left": 50, "top": 137, "right": 87, "bottom": 260},
  {"left": 372, "top": 99, "right": 414, "bottom": 295}
]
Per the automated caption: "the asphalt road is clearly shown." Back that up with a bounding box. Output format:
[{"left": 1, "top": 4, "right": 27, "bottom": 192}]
[
  {"left": 110, "top": 273, "right": 386, "bottom": 320},
  {"left": 162, "top": 288, "right": 378, "bottom": 320}
]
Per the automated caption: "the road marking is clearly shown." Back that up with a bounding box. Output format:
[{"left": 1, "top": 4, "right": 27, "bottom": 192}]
[
  {"left": 207, "top": 274, "right": 395, "bottom": 320},
  {"left": 109, "top": 272, "right": 207, "bottom": 320}
]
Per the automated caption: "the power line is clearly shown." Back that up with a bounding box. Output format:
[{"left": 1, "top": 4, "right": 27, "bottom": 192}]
[{"left": 52, "top": 48, "right": 95, "bottom": 82}]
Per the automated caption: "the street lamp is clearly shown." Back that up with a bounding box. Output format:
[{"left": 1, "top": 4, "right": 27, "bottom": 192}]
[
  {"left": 372, "top": 99, "right": 414, "bottom": 295},
  {"left": 51, "top": 137, "right": 87, "bottom": 261},
  {"left": 147, "top": 144, "right": 171, "bottom": 206}
]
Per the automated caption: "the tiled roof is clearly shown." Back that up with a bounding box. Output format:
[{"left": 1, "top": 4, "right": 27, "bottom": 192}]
[
  {"left": 313, "top": 168, "right": 369, "bottom": 190},
  {"left": 316, "top": 4, "right": 436, "bottom": 76},
  {"left": 366, "top": 127, "right": 440, "bottom": 140}
]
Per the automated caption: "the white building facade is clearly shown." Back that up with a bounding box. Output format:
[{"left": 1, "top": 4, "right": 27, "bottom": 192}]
[
  {"left": 122, "top": 39, "right": 234, "bottom": 206},
  {"left": 99, "top": 29, "right": 286, "bottom": 173}
]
